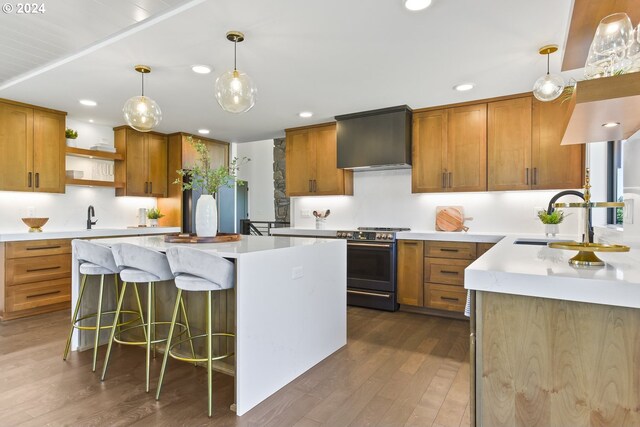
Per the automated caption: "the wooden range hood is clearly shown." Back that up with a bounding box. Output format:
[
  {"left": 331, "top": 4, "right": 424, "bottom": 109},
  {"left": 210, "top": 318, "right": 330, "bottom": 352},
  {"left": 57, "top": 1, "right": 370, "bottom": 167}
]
[{"left": 561, "top": 72, "right": 640, "bottom": 145}]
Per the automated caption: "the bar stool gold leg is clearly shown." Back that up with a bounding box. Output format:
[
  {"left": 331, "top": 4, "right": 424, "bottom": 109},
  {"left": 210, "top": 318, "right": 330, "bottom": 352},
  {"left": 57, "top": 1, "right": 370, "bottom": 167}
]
[
  {"left": 133, "top": 284, "right": 148, "bottom": 342},
  {"left": 207, "top": 290, "right": 213, "bottom": 417},
  {"left": 145, "top": 282, "right": 153, "bottom": 392},
  {"left": 155, "top": 289, "right": 182, "bottom": 400},
  {"left": 179, "top": 295, "right": 197, "bottom": 364},
  {"left": 152, "top": 283, "right": 157, "bottom": 359},
  {"left": 92, "top": 274, "right": 106, "bottom": 372},
  {"left": 101, "top": 282, "right": 128, "bottom": 381},
  {"left": 113, "top": 275, "right": 120, "bottom": 337},
  {"left": 63, "top": 274, "right": 88, "bottom": 360}
]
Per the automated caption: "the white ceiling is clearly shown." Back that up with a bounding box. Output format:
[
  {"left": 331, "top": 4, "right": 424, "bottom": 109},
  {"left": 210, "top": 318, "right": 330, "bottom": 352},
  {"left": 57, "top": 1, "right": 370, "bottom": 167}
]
[{"left": 0, "top": 0, "right": 580, "bottom": 142}]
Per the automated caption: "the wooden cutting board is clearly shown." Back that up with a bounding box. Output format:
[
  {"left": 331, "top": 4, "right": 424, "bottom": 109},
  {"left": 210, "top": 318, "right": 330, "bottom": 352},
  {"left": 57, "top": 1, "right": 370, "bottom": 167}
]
[{"left": 435, "top": 206, "right": 469, "bottom": 232}]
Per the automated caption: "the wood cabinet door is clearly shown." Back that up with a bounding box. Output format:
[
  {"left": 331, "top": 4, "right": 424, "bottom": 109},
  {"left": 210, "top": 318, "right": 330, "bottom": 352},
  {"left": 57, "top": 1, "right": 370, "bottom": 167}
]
[
  {"left": 0, "top": 102, "right": 33, "bottom": 192},
  {"left": 313, "top": 124, "right": 344, "bottom": 195},
  {"left": 397, "top": 240, "right": 424, "bottom": 306},
  {"left": 125, "top": 129, "right": 148, "bottom": 196},
  {"left": 532, "top": 98, "right": 584, "bottom": 190},
  {"left": 33, "top": 110, "right": 65, "bottom": 193},
  {"left": 446, "top": 104, "right": 487, "bottom": 192},
  {"left": 285, "top": 129, "right": 316, "bottom": 196},
  {"left": 487, "top": 97, "right": 532, "bottom": 191},
  {"left": 147, "top": 133, "right": 168, "bottom": 197},
  {"left": 412, "top": 109, "right": 447, "bottom": 193}
]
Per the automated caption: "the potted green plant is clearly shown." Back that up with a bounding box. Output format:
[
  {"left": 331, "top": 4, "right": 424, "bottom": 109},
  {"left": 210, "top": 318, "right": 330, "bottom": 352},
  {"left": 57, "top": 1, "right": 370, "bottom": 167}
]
[
  {"left": 175, "top": 136, "right": 248, "bottom": 237},
  {"left": 537, "top": 209, "right": 564, "bottom": 236},
  {"left": 65, "top": 128, "right": 78, "bottom": 147},
  {"left": 147, "top": 207, "right": 164, "bottom": 227}
]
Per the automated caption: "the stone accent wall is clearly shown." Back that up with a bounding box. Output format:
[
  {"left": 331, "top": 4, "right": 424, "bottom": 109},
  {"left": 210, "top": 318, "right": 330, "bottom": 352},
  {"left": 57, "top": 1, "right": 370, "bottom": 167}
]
[{"left": 273, "top": 138, "right": 290, "bottom": 222}]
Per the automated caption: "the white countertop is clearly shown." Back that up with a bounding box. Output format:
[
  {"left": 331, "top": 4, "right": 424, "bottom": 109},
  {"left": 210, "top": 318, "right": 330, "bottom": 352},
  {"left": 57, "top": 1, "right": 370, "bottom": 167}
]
[
  {"left": 270, "top": 228, "right": 338, "bottom": 238},
  {"left": 465, "top": 235, "right": 640, "bottom": 309},
  {"left": 88, "top": 234, "right": 342, "bottom": 259},
  {"left": 0, "top": 226, "right": 180, "bottom": 242}
]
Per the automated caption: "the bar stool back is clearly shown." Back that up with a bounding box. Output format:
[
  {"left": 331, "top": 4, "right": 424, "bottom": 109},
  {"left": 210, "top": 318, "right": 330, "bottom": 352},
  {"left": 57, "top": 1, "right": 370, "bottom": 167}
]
[
  {"left": 157, "top": 246, "right": 235, "bottom": 417},
  {"left": 64, "top": 240, "right": 144, "bottom": 372},
  {"left": 101, "top": 243, "right": 194, "bottom": 392}
]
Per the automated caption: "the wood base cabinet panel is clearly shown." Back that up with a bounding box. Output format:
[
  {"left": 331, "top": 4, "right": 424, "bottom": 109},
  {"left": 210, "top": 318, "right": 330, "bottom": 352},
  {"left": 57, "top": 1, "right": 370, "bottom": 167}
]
[
  {"left": 397, "top": 240, "right": 424, "bottom": 306},
  {"left": 424, "top": 283, "right": 466, "bottom": 312},
  {"left": 475, "top": 291, "right": 640, "bottom": 427}
]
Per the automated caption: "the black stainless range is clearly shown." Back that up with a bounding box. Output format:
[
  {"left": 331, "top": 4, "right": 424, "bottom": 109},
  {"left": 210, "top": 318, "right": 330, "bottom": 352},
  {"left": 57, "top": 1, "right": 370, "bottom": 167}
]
[{"left": 337, "top": 227, "right": 410, "bottom": 311}]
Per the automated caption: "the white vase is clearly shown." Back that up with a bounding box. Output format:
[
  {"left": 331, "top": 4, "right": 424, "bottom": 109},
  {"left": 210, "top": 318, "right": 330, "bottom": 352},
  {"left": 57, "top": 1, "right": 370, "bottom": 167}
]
[
  {"left": 545, "top": 224, "right": 559, "bottom": 237},
  {"left": 148, "top": 218, "right": 158, "bottom": 227},
  {"left": 195, "top": 194, "right": 217, "bottom": 237},
  {"left": 66, "top": 138, "right": 77, "bottom": 147}
]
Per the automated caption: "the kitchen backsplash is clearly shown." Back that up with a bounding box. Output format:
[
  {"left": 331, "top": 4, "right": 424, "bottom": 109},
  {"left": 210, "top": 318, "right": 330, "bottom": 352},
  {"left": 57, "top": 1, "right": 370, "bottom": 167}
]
[{"left": 291, "top": 168, "right": 584, "bottom": 235}]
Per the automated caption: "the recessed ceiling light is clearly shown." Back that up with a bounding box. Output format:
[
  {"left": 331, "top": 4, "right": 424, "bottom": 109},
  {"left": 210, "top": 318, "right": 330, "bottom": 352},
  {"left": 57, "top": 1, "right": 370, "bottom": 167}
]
[
  {"left": 79, "top": 99, "right": 97, "bottom": 106},
  {"left": 191, "top": 65, "right": 211, "bottom": 74},
  {"left": 404, "top": 0, "right": 432, "bottom": 11},
  {"left": 89, "top": 119, "right": 94, "bottom": 123},
  {"left": 299, "top": 111, "right": 314, "bottom": 118},
  {"left": 198, "top": 129, "right": 210, "bottom": 134},
  {"left": 602, "top": 122, "right": 620, "bottom": 128},
  {"left": 453, "top": 83, "right": 475, "bottom": 91}
]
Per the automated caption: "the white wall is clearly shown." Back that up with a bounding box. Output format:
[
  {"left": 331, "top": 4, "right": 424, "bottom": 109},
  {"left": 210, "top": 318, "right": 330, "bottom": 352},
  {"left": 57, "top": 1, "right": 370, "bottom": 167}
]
[
  {"left": 588, "top": 142, "right": 609, "bottom": 227},
  {"left": 624, "top": 135, "right": 640, "bottom": 244},
  {"left": 291, "top": 169, "right": 584, "bottom": 235},
  {"left": 0, "top": 118, "right": 155, "bottom": 233},
  {"left": 235, "top": 140, "right": 275, "bottom": 221}
]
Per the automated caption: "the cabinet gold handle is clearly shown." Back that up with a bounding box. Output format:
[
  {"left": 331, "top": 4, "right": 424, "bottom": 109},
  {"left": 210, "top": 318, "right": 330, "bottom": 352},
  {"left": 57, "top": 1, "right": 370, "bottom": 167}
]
[
  {"left": 144, "top": 182, "right": 148, "bottom": 194},
  {"left": 442, "top": 172, "right": 446, "bottom": 189},
  {"left": 26, "top": 266, "right": 61, "bottom": 273},
  {"left": 440, "top": 248, "right": 459, "bottom": 252},
  {"left": 441, "top": 296, "right": 460, "bottom": 302},
  {"left": 526, "top": 167, "right": 529, "bottom": 185},
  {"left": 26, "top": 290, "right": 61, "bottom": 299},
  {"left": 35, "top": 172, "right": 39, "bottom": 188},
  {"left": 440, "top": 270, "right": 459, "bottom": 275},
  {"left": 533, "top": 168, "right": 538, "bottom": 185},
  {"left": 28, "top": 172, "right": 32, "bottom": 188},
  {"left": 149, "top": 181, "right": 153, "bottom": 194},
  {"left": 448, "top": 172, "right": 453, "bottom": 188}
]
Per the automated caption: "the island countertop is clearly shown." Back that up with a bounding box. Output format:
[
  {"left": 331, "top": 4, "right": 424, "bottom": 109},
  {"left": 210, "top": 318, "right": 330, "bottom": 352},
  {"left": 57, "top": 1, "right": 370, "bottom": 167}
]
[
  {"left": 89, "top": 234, "right": 338, "bottom": 258},
  {"left": 0, "top": 226, "right": 180, "bottom": 242},
  {"left": 465, "top": 235, "right": 640, "bottom": 309}
]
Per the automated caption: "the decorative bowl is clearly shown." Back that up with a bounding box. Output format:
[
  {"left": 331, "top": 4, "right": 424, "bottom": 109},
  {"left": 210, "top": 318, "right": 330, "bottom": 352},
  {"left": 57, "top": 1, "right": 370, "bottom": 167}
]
[{"left": 21, "top": 217, "right": 49, "bottom": 233}]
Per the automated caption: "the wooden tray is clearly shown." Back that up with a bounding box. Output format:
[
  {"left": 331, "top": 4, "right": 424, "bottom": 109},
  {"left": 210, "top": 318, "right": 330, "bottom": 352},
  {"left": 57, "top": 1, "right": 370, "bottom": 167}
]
[
  {"left": 164, "top": 233, "right": 242, "bottom": 243},
  {"left": 435, "top": 206, "right": 469, "bottom": 232}
]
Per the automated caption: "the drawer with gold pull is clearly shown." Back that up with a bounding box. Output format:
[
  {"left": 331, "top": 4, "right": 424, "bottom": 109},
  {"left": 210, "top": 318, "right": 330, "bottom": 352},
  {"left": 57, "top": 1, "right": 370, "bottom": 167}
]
[
  {"left": 6, "top": 239, "right": 71, "bottom": 259},
  {"left": 424, "top": 241, "right": 476, "bottom": 260},
  {"left": 424, "top": 257, "right": 472, "bottom": 286},
  {"left": 424, "top": 283, "right": 466, "bottom": 312},
  {"left": 6, "top": 254, "right": 71, "bottom": 285},
  {"left": 6, "top": 278, "right": 71, "bottom": 312}
]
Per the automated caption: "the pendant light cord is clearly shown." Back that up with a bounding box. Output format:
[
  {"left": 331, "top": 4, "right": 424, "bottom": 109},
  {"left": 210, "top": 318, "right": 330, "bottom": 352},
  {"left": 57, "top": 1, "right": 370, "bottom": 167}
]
[
  {"left": 141, "top": 72, "right": 145, "bottom": 96},
  {"left": 546, "top": 53, "right": 550, "bottom": 75},
  {"left": 234, "top": 38, "right": 237, "bottom": 71}
]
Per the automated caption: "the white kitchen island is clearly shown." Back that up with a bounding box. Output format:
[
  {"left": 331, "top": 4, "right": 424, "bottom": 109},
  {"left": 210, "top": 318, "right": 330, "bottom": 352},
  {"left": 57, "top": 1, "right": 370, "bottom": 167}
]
[
  {"left": 70, "top": 234, "right": 347, "bottom": 416},
  {"left": 466, "top": 235, "right": 640, "bottom": 427}
]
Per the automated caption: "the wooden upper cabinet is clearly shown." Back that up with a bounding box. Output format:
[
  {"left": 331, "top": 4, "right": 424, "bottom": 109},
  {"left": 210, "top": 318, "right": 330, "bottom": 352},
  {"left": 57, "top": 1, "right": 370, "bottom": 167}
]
[
  {"left": 115, "top": 127, "right": 168, "bottom": 197},
  {"left": 412, "top": 109, "right": 447, "bottom": 192},
  {"left": 487, "top": 97, "right": 532, "bottom": 191},
  {"left": 0, "top": 100, "right": 65, "bottom": 194},
  {"left": 447, "top": 104, "right": 487, "bottom": 192},
  {"left": 397, "top": 240, "right": 424, "bottom": 307},
  {"left": 285, "top": 123, "right": 352, "bottom": 197},
  {"left": 33, "top": 109, "right": 65, "bottom": 193},
  {"left": 532, "top": 98, "right": 584, "bottom": 190},
  {"left": 412, "top": 104, "right": 486, "bottom": 193},
  {"left": 147, "top": 133, "right": 168, "bottom": 197},
  {"left": 0, "top": 102, "right": 33, "bottom": 192}
]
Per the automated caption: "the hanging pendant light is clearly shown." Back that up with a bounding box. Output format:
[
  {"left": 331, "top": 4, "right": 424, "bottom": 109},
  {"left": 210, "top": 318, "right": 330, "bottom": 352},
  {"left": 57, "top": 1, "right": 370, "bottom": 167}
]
[
  {"left": 123, "top": 65, "right": 162, "bottom": 132},
  {"left": 532, "top": 45, "right": 565, "bottom": 102},
  {"left": 215, "top": 31, "right": 257, "bottom": 114}
]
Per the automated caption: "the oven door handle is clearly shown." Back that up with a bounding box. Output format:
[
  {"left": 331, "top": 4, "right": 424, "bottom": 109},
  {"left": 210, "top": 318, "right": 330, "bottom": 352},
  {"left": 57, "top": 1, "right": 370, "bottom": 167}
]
[
  {"left": 347, "top": 289, "right": 391, "bottom": 298},
  {"left": 347, "top": 242, "right": 393, "bottom": 248}
]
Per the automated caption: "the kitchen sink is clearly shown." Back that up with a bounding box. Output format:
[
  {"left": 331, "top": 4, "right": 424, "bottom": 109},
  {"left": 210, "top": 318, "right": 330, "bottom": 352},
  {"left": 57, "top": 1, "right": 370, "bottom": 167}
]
[{"left": 513, "top": 238, "right": 555, "bottom": 246}]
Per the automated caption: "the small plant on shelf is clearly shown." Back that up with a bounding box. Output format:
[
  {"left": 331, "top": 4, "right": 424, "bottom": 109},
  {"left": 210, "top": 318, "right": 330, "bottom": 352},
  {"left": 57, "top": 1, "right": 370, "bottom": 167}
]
[
  {"left": 65, "top": 128, "right": 78, "bottom": 139},
  {"left": 537, "top": 210, "right": 565, "bottom": 224},
  {"left": 147, "top": 208, "right": 165, "bottom": 220}
]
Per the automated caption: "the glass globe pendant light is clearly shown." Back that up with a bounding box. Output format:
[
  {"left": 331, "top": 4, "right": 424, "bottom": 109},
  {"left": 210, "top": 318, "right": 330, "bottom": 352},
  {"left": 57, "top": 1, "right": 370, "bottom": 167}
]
[
  {"left": 533, "top": 45, "right": 565, "bottom": 102},
  {"left": 123, "top": 65, "right": 162, "bottom": 132},
  {"left": 215, "top": 31, "right": 257, "bottom": 114}
]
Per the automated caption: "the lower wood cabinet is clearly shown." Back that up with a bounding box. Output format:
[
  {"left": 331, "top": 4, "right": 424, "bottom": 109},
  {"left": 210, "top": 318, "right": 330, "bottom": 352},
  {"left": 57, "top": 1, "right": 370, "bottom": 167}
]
[
  {"left": 397, "top": 240, "right": 496, "bottom": 316},
  {"left": 1, "top": 239, "right": 72, "bottom": 320}
]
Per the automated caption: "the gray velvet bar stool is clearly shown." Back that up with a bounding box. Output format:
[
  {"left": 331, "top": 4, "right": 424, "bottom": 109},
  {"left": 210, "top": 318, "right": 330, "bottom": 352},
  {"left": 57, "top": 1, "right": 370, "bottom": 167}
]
[
  {"left": 64, "top": 240, "right": 145, "bottom": 372},
  {"left": 101, "top": 243, "right": 195, "bottom": 392},
  {"left": 157, "top": 246, "right": 235, "bottom": 417}
]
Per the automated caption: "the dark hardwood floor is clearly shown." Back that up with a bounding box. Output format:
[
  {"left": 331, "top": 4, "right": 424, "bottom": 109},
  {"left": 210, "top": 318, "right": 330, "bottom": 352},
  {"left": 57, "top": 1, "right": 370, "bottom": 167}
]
[{"left": 0, "top": 307, "right": 470, "bottom": 427}]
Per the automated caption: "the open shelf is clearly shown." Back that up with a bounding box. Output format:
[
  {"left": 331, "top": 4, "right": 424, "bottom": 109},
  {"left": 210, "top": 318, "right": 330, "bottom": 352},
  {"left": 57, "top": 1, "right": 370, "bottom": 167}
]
[
  {"left": 66, "top": 178, "right": 124, "bottom": 188},
  {"left": 66, "top": 147, "right": 124, "bottom": 161}
]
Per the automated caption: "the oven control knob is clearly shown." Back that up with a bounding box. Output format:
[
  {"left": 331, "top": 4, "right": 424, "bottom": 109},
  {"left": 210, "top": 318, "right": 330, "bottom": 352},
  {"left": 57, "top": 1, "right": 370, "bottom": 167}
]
[
  {"left": 347, "top": 233, "right": 353, "bottom": 238},
  {"left": 385, "top": 234, "right": 392, "bottom": 240}
]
